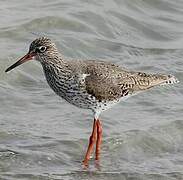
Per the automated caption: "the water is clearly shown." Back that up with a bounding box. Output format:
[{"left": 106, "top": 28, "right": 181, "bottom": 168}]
[{"left": 0, "top": 0, "right": 183, "bottom": 179}]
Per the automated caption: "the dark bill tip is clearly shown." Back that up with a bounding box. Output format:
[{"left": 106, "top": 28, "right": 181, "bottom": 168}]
[
  {"left": 5, "top": 53, "right": 35, "bottom": 73},
  {"left": 5, "top": 60, "right": 22, "bottom": 73}
]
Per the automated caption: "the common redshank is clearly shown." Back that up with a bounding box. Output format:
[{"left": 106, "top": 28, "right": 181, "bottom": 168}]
[{"left": 5, "top": 37, "right": 179, "bottom": 166}]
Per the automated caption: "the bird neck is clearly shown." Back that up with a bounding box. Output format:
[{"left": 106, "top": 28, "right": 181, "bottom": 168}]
[
  {"left": 41, "top": 54, "right": 69, "bottom": 78},
  {"left": 41, "top": 52, "right": 66, "bottom": 66}
]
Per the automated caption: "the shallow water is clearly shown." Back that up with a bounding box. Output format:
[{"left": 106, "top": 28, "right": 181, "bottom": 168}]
[{"left": 0, "top": 0, "right": 183, "bottom": 179}]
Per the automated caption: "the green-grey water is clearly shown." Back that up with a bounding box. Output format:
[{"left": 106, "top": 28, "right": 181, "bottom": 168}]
[{"left": 0, "top": 0, "right": 183, "bottom": 179}]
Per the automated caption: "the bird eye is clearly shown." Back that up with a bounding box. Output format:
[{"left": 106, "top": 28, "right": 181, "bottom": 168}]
[{"left": 38, "top": 46, "right": 47, "bottom": 53}]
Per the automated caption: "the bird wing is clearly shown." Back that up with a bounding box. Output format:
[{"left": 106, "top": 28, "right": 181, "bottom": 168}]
[
  {"left": 83, "top": 60, "right": 136, "bottom": 101},
  {"left": 68, "top": 60, "right": 176, "bottom": 102}
]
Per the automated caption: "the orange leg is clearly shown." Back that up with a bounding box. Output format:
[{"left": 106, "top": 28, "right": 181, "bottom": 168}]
[
  {"left": 83, "top": 118, "right": 97, "bottom": 166},
  {"left": 95, "top": 119, "right": 102, "bottom": 161}
]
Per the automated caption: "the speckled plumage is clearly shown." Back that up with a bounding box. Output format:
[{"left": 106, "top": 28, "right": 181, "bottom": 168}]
[
  {"left": 6, "top": 37, "right": 179, "bottom": 118},
  {"left": 5, "top": 37, "right": 179, "bottom": 166},
  {"left": 26, "top": 37, "right": 178, "bottom": 118}
]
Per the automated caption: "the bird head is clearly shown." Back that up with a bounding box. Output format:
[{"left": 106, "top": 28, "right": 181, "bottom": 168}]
[{"left": 5, "top": 37, "right": 58, "bottom": 72}]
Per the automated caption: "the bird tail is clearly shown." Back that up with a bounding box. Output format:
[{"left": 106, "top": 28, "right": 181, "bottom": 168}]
[
  {"left": 135, "top": 72, "right": 179, "bottom": 90},
  {"left": 147, "top": 74, "right": 179, "bottom": 88},
  {"left": 159, "top": 74, "right": 179, "bottom": 86}
]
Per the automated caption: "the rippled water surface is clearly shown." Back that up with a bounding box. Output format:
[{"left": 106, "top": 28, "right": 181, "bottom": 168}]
[{"left": 0, "top": 0, "right": 183, "bottom": 179}]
